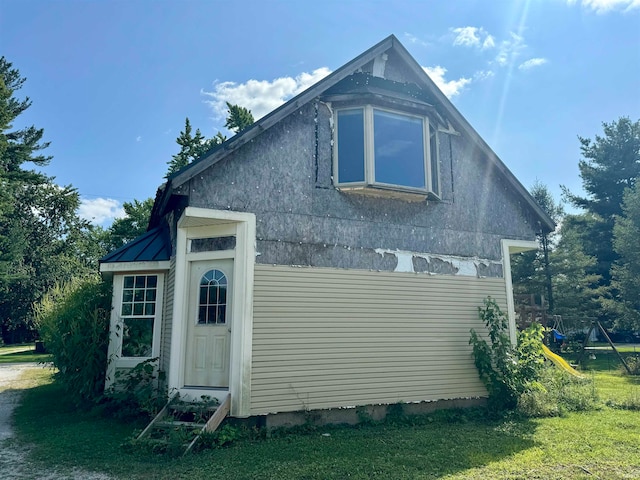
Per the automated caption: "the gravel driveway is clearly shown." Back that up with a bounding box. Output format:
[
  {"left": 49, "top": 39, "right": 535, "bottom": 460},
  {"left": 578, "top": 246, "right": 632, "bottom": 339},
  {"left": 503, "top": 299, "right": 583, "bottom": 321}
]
[{"left": 0, "top": 363, "right": 112, "bottom": 480}]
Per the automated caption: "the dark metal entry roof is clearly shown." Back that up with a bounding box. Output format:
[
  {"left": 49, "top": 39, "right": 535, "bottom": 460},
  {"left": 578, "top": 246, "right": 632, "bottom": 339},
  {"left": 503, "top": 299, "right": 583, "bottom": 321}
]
[{"left": 100, "top": 225, "right": 171, "bottom": 264}]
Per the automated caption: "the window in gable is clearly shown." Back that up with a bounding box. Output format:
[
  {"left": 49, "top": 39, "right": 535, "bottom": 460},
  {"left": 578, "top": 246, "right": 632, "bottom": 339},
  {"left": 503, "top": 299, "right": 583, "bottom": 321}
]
[{"left": 335, "top": 106, "right": 440, "bottom": 198}]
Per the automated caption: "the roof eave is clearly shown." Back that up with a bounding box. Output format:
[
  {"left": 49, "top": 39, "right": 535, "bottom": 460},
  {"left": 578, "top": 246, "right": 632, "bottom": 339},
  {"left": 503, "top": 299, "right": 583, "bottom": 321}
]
[{"left": 169, "top": 35, "right": 396, "bottom": 188}]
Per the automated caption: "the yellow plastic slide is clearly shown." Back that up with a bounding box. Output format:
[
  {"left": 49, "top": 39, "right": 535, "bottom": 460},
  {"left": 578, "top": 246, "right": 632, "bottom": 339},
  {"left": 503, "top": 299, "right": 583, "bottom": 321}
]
[{"left": 541, "top": 344, "right": 585, "bottom": 378}]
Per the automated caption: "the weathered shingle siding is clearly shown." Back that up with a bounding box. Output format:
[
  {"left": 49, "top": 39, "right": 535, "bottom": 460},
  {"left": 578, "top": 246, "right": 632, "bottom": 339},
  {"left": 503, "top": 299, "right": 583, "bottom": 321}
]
[
  {"left": 250, "top": 264, "right": 505, "bottom": 414},
  {"left": 178, "top": 97, "right": 539, "bottom": 274}
]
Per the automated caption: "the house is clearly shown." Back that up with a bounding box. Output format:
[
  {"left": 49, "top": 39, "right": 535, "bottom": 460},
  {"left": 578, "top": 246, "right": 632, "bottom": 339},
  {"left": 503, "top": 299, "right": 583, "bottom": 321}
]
[{"left": 100, "top": 35, "right": 554, "bottom": 423}]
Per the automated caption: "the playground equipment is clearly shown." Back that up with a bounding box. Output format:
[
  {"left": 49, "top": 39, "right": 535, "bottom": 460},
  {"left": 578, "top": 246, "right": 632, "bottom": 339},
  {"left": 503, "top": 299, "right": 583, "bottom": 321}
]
[
  {"left": 576, "top": 321, "right": 632, "bottom": 375},
  {"left": 541, "top": 344, "right": 584, "bottom": 378}
]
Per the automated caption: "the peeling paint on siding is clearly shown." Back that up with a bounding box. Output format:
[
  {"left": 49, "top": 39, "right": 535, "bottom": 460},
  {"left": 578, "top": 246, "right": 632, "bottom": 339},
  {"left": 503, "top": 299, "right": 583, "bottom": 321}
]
[{"left": 374, "top": 248, "right": 501, "bottom": 278}]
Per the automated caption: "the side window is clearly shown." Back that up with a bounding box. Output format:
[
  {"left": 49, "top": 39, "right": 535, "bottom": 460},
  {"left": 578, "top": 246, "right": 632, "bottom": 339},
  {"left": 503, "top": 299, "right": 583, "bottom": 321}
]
[
  {"left": 120, "top": 274, "right": 158, "bottom": 358},
  {"left": 198, "top": 269, "right": 228, "bottom": 325}
]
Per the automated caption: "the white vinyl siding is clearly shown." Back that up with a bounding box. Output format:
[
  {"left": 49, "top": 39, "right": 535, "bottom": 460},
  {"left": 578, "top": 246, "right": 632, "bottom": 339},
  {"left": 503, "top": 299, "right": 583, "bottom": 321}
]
[
  {"left": 250, "top": 264, "right": 506, "bottom": 414},
  {"left": 160, "top": 255, "right": 176, "bottom": 376}
]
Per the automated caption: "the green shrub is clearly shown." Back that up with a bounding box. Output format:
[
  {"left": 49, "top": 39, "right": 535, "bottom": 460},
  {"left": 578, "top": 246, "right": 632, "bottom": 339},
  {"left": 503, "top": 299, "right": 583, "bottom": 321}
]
[
  {"left": 101, "top": 358, "right": 167, "bottom": 420},
  {"left": 518, "top": 367, "right": 598, "bottom": 417},
  {"left": 35, "top": 276, "right": 112, "bottom": 406},
  {"left": 469, "top": 297, "right": 546, "bottom": 411},
  {"left": 624, "top": 354, "right": 640, "bottom": 375}
]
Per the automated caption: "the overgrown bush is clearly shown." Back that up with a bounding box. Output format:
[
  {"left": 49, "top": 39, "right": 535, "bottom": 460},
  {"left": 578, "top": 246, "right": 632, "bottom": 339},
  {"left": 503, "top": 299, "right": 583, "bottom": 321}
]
[
  {"left": 518, "top": 367, "right": 598, "bottom": 416},
  {"left": 101, "top": 358, "right": 167, "bottom": 420},
  {"left": 35, "top": 276, "right": 112, "bottom": 406},
  {"left": 469, "top": 297, "right": 545, "bottom": 411}
]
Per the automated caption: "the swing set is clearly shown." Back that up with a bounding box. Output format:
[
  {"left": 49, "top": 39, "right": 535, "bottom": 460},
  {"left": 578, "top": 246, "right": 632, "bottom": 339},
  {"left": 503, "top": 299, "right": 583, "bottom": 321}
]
[{"left": 574, "top": 321, "right": 633, "bottom": 375}]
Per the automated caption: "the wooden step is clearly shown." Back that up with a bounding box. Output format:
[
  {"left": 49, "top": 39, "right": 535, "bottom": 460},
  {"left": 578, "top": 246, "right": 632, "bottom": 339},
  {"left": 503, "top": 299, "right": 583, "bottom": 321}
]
[
  {"left": 136, "top": 392, "right": 231, "bottom": 456},
  {"left": 155, "top": 420, "right": 207, "bottom": 429}
]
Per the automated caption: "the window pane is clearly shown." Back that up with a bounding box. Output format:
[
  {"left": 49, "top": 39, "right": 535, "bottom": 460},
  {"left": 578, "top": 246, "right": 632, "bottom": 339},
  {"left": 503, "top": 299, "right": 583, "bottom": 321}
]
[
  {"left": 145, "top": 289, "right": 156, "bottom": 302},
  {"left": 207, "top": 306, "right": 216, "bottom": 324},
  {"left": 134, "top": 289, "right": 145, "bottom": 302},
  {"left": 135, "top": 276, "right": 146, "bottom": 288},
  {"left": 144, "top": 302, "right": 155, "bottom": 316},
  {"left": 133, "top": 303, "right": 144, "bottom": 316},
  {"left": 121, "top": 303, "right": 132, "bottom": 316},
  {"left": 123, "top": 276, "right": 134, "bottom": 289},
  {"left": 218, "top": 286, "right": 227, "bottom": 304},
  {"left": 337, "top": 109, "right": 365, "bottom": 183},
  {"left": 146, "top": 275, "right": 157, "bottom": 288},
  {"left": 217, "top": 305, "right": 226, "bottom": 324},
  {"left": 122, "top": 318, "right": 153, "bottom": 357},
  {"left": 198, "top": 306, "right": 207, "bottom": 324},
  {"left": 373, "top": 110, "right": 426, "bottom": 189},
  {"left": 122, "top": 289, "right": 133, "bottom": 302}
]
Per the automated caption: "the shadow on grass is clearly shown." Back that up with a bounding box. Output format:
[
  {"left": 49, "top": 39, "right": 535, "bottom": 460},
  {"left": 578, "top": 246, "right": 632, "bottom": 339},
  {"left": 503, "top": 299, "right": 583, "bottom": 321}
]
[
  {"left": 13, "top": 380, "right": 541, "bottom": 480},
  {"left": 0, "top": 350, "right": 52, "bottom": 365}
]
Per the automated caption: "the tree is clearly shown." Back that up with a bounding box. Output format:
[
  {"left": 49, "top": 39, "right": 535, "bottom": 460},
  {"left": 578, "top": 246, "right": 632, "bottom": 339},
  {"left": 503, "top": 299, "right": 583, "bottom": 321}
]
[
  {"left": 165, "top": 118, "right": 225, "bottom": 177},
  {"left": 551, "top": 215, "right": 603, "bottom": 326},
  {"left": 224, "top": 102, "right": 254, "bottom": 133},
  {"left": 165, "top": 104, "right": 254, "bottom": 178},
  {"left": 106, "top": 198, "right": 154, "bottom": 251},
  {"left": 511, "top": 182, "right": 563, "bottom": 312},
  {"left": 0, "top": 57, "right": 92, "bottom": 343},
  {"left": 611, "top": 183, "right": 640, "bottom": 329},
  {"left": 562, "top": 118, "right": 640, "bottom": 286}
]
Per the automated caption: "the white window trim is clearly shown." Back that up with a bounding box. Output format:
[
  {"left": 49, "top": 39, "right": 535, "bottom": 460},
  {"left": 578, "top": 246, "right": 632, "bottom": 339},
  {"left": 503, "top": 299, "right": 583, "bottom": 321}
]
[
  {"left": 334, "top": 105, "right": 440, "bottom": 198},
  {"left": 105, "top": 271, "right": 165, "bottom": 387}
]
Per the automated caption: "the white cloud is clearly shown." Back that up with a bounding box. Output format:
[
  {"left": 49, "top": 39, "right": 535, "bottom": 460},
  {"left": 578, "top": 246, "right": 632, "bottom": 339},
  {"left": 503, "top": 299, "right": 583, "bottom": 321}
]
[
  {"left": 451, "top": 26, "right": 495, "bottom": 50},
  {"left": 568, "top": 0, "right": 640, "bottom": 13},
  {"left": 482, "top": 35, "right": 496, "bottom": 50},
  {"left": 519, "top": 57, "right": 548, "bottom": 70},
  {"left": 78, "top": 198, "right": 125, "bottom": 226},
  {"left": 203, "top": 67, "right": 332, "bottom": 121},
  {"left": 422, "top": 66, "right": 472, "bottom": 98},
  {"left": 474, "top": 70, "right": 495, "bottom": 80},
  {"left": 136, "top": 135, "right": 142, "bottom": 142},
  {"left": 403, "top": 32, "right": 430, "bottom": 47},
  {"left": 495, "top": 32, "right": 526, "bottom": 66}
]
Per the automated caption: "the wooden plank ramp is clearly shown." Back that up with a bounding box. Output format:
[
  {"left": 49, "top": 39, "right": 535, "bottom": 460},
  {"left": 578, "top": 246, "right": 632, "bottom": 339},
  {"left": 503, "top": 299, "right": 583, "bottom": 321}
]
[{"left": 136, "top": 393, "right": 231, "bottom": 455}]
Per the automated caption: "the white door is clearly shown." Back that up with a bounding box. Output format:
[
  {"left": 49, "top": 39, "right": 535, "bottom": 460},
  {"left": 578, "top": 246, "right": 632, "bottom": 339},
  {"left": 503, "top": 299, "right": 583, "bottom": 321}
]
[{"left": 184, "top": 259, "right": 233, "bottom": 387}]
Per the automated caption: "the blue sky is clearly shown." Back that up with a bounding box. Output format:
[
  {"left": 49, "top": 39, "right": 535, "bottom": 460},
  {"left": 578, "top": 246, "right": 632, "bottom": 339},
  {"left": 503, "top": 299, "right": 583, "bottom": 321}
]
[{"left": 2, "top": 0, "right": 639, "bottom": 225}]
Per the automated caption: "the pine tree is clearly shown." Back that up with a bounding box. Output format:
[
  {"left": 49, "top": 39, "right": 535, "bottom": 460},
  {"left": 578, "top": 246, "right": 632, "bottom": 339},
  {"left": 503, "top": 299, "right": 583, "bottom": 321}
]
[
  {"left": 562, "top": 118, "right": 640, "bottom": 286},
  {"left": 611, "top": 183, "right": 640, "bottom": 329},
  {"left": 165, "top": 104, "right": 254, "bottom": 178},
  {"left": 224, "top": 102, "right": 254, "bottom": 133},
  {"left": 0, "top": 57, "right": 91, "bottom": 343}
]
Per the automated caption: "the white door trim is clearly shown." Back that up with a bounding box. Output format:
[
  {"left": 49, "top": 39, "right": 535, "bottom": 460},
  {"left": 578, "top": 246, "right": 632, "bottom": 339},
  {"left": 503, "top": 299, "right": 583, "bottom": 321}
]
[
  {"left": 501, "top": 239, "right": 538, "bottom": 345},
  {"left": 168, "top": 207, "right": 255, "bottom": 417}
]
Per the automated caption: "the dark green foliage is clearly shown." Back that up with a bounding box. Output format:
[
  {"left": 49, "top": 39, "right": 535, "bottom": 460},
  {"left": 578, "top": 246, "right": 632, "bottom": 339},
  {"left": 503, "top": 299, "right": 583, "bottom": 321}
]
[
  {"left": 611, "top": 183, "right": 640, "bottom": 329},
  {"left": 0, "top": 57, "right": 94, "bottom": 343},
  {"left": 469, "top": 297, "right": 545, "bottom": 411},
  {"left": 224, "top": 102, "right": 254, "bottom": 133},
  {"left": 34, "top": 276, "right": 112, "bottom": 406},
  {"left": 561, "top": 118, "right": 640, "bottom": 323},
  {"left": 165, "top": 118, "right": 225, "bottom": 177},
  {"left": 105, "top": 197, "right": 154, "bottom": 251},
  {"left": 165, "top": 104, "right": 254, "bottom": 178},
  {"left": 102, "top": 358, "right": 167, "bottom": 420}
]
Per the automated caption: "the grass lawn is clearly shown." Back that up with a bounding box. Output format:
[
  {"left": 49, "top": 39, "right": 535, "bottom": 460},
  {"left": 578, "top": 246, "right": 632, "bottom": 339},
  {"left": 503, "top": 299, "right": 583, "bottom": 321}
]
[
  {"left": 0, "top": 343, "right": 51, "bottom": 364},
  {"left": 10, "top": 360, "right": 640, "bottom": 479}
]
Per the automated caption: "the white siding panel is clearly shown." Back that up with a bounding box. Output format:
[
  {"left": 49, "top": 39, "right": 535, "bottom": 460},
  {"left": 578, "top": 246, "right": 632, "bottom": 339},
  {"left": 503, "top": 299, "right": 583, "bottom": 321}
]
[
  {"left": 160, "top": 255, "right": 176, "bottom": 376},
  {"left": 250, "top": 264, "right": 506, "bottom": 415}
]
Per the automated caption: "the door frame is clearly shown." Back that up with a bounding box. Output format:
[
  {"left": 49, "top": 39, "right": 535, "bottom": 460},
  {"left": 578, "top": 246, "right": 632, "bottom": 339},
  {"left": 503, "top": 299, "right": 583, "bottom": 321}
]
[{"left": 168, "top": 207, "right": 256, "bottom": 417}]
